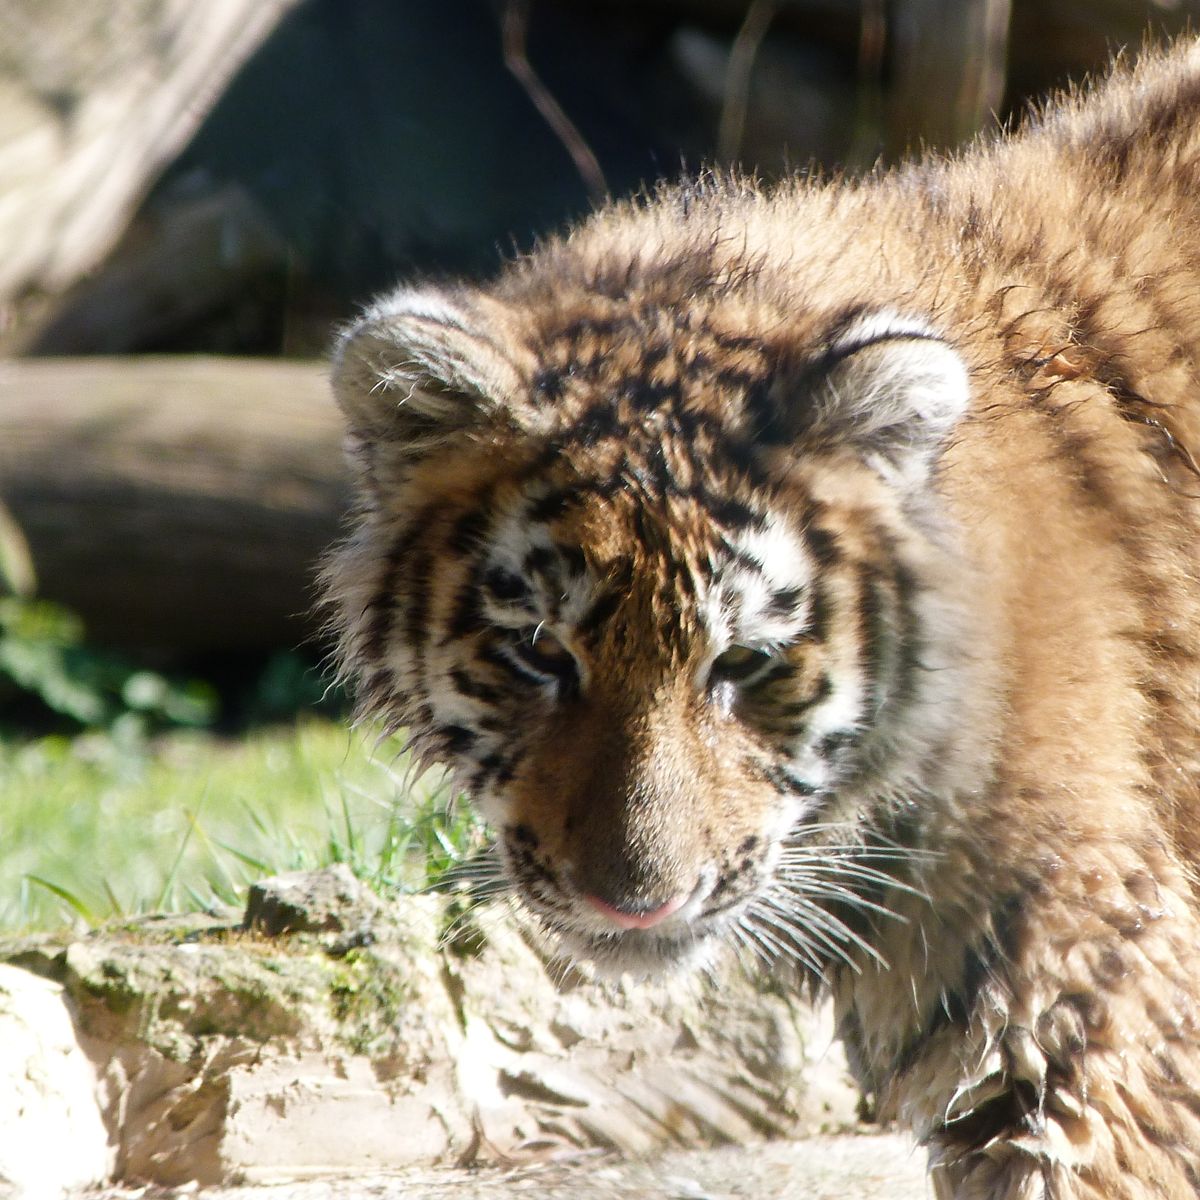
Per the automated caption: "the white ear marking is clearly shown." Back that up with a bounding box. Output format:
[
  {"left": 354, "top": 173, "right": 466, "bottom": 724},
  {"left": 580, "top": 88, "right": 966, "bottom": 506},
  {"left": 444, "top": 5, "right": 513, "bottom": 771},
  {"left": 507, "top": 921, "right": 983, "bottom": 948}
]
[
  {"left": 331, "top": 285, "right": 518, "bottom": 461},
  {"left": 802, "top": 312, "right": 970, "bottom": 487}
]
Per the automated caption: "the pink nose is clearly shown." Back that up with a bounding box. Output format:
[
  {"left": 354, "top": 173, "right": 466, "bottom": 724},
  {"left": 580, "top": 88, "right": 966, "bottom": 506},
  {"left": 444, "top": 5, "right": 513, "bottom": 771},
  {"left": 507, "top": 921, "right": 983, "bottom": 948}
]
[{"left": 584, "top": 892, "right": 689, "bottom": 930}]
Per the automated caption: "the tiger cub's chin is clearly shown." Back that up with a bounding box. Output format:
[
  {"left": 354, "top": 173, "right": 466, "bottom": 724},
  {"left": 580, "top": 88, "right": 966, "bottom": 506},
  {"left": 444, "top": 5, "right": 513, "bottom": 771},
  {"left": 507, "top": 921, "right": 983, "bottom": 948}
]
[{"left": 546, "top": 922, "right": 715, "bottom": 979}]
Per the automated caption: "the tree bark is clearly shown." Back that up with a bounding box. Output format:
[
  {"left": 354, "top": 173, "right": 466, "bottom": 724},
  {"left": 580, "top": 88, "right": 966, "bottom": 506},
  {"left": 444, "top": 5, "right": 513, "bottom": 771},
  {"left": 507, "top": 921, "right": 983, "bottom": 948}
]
[
  {"left": 0, "top": 357, "right": 350, "bottom": 657},
  {"left": 0, "top": 0, "right": 298, "bottom": 302}
]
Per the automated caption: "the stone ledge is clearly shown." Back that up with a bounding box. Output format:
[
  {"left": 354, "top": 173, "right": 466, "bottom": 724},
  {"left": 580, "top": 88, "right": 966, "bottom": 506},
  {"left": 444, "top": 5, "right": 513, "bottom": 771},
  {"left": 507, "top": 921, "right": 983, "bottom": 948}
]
[
  {"left": 0, "top": 964, "right": 111, "bottom": 1197},
  {"left": 0, "top": 874, "right": 863, "bottom": 1192}
]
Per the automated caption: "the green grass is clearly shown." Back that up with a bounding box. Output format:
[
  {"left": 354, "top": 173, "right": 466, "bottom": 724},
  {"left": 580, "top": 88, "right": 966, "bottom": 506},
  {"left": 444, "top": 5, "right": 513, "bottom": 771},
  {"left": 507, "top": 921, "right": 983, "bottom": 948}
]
[{"left": 0, "top": 719, "right": 483, "bottom": 933}]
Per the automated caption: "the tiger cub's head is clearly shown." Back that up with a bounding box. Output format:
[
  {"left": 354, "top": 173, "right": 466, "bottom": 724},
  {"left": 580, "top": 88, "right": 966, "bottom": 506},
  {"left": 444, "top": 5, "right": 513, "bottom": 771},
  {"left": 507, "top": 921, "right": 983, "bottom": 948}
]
[{"left": 324, "top": 267, "right": 970, "bottom": 976}]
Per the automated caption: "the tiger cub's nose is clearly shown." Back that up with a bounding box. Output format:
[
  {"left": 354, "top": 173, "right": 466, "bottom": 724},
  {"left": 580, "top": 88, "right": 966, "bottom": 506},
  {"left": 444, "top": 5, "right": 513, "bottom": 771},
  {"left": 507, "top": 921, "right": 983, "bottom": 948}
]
[{"left": 583, "top": 891, "right": 689, "bottom": 930}]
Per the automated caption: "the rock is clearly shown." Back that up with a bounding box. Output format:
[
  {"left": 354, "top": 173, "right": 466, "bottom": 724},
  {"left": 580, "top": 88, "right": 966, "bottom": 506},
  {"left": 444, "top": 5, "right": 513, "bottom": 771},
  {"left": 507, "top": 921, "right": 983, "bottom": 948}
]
[
  {"left": 1, "top": 893, "right": 864, "bottom": 1189},
  {"left": 0, "top": 963, "right": 111, "bottom": 1197},
  {"left": 243, "top": 864, "right": 384, "bottom": 937}
]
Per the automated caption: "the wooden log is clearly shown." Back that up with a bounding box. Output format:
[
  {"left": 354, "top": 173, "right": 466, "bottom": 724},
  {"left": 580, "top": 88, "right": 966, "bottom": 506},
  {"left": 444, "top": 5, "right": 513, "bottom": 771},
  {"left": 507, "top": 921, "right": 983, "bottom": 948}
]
[{"left": 0, "top": 357, "right": 349, "bottom": 657}]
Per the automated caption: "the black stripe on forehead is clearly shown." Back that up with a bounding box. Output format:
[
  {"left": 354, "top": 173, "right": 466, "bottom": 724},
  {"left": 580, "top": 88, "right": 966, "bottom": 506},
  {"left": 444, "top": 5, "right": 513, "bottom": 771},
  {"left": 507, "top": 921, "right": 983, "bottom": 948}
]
[
  {"left": 703, "top": 492, "right": 769, "bottom": 532},
  {"left": 888, "top": 559, "right": 923, "bottom": 708},
  {"left": 805, "top": 577, "right": 835, "bottom": 643},
  {"left": 718, "top": 537, "right": 770, "bottom": 577},
  {"left": 448, "top": 507, "right": 493, "bottom": 556},
  {"left": 806, "top": 523, "right": 841, "bottom": 569},
  {"left": 768, "top": 586, "right": 805, "bottom": 619},
  {"left": 522, "top": 543, "right": 559, "bottom": 582},
  {"left": 857, "top": 564, "right": 890, "bottom": 718},
  {"left": 857, "top": 552, "right": 920, "bottom": 717}
]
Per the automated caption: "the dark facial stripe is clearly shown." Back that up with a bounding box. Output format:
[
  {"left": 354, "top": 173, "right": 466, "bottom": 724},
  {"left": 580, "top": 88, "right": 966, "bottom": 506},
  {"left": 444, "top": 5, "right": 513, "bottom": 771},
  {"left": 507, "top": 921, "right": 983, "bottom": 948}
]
[
  {"left": 702, "top": 492, "right": 765, "bottom": 531},
  {"left": 768, "top": 586, "right": 805, "bottom": 619},
  {"left": 450, "top": 666, "right": 502, "bottom": 704},
  {"left": 805, "top": 578, "right": 835, "bottom": 643},
  {"left": 362, "top": 509, "right": 433, "bottom": 664},
  {"left": 755, "top": 667, "right": 834, "bottom": 740},
  {"left": 554, "top": 402, "right": 622, "bottom": 449},
  {"left": 750, "top": 759, "right": 819, "bottom": 797},
  {"left": 857, "top": 564, "right": 891, "bottom": 718},
  {"left": 478, "top": 640, "right": 542, "bottom": 687},
  {"left": 576, "top": 587, "right": 623, "bottom": 641},
  {"left": 806, "top": 524, "right": 841, "bottom": 569},
  {"left": 753, "top": 659, "right": 794, "bottom": 689},
  {"left": 722, "top": 542, "right": 769, "bottom": 576},
  {"left": 527, "top": 488, "right": 573, "bottom": 522},
  {"left": 889, "top": 560, "right": 923, "bottom": 709},
  {"left": 772, "top": 674, "right": 834, "bottom": 726},
  {"left": 448, "top": 508, "right": 492, "bottom": 556},
  {"left": 471, "top": 752, "right": 516, "bottom": 791},
  {"left": 816, "top": 729, "right": 859, "bottom": 760},
  {"left": 404, "top": 549, "right": 434, "bottom": 675},
  {"left": 438, "top": 724, "right": 477, "bottom": 756},
  {"left": 523, "top": 544, "right": 559, "bottom": 585},
  {"left": 557, "top": 543, "right": 588, "bottom": 578},
  {"left": 445, "top": 580, "right": 484, "bottom": 643},
  {"left": 483, "top": 564, "right": 531, "bottom": 604},
  {"left": 625, "top": 376, "right": 680, "bottom": 411}
]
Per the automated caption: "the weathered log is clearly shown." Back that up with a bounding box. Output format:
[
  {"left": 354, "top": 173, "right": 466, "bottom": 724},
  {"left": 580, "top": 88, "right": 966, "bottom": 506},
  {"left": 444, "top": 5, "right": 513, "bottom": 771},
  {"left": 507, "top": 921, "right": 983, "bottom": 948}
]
[{"left": 0, "top": 357, "right": 349, "bottom": 656}]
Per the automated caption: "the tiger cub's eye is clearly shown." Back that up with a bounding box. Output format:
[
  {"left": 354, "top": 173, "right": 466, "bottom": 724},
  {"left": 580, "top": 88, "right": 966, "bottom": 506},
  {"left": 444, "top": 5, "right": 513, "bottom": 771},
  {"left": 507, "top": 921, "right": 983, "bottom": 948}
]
[
  {"left": 514, "top": 628, "right": 577, "bottom": 682},
  {"left": 710, "top": 645, "right": 777, "bottom": 687}
]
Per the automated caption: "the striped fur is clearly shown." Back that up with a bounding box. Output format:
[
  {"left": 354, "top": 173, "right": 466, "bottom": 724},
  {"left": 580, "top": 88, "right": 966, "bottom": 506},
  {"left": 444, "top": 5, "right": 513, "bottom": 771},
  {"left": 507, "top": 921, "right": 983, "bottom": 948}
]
[{"left": 324, "top": 41, "right": 1200, "bottom": 1198}]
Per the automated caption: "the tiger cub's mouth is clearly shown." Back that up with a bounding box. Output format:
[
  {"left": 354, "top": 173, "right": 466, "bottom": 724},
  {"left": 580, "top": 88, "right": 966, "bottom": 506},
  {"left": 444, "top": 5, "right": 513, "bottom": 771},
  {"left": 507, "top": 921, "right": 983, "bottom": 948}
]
[{"left": 501, "top": 827, "right": 763, "bottom": 974}]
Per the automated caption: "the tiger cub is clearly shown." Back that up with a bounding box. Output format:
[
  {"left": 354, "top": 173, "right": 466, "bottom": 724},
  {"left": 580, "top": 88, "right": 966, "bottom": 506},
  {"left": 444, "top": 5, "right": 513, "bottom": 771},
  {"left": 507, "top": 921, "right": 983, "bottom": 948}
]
[{"left": 324, "top": 39, "right": 1200, "bottom": 1199}]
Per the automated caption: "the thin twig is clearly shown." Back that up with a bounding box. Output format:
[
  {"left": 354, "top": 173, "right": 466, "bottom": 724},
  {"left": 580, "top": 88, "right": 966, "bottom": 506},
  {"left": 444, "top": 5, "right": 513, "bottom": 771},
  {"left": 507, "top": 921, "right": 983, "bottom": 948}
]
[
  {"left": 717, "top": 0, "right": 777, "bottom": 164},
  {"left": 849, "top": 0, "right": 887, "bottom": 170},
  {"left": 501, "top": 0, "right": 608, "bottom": 206},
  {"left": 858, "top": 0, "right": 887, "bottom": 83}
]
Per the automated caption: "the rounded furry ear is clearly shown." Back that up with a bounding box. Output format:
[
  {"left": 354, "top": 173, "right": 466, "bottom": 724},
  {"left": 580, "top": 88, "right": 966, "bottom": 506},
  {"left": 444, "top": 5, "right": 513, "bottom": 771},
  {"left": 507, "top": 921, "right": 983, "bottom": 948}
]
[
  {"left": 332, "top": 287, "right": 520, "bottom": 462},
  {"left": 786, "top": 313, "right": 970, "bottom": 487}
]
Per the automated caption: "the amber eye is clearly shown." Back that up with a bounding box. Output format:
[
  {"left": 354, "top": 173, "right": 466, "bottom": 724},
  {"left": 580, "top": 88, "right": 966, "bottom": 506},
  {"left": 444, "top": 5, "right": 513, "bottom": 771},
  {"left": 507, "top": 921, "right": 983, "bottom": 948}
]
[
  {"left": 710, "top": 644, "right": 779, "bottom": 688},
  {"left": 513, "top": 627, "right": 578, "bottom": 684}
]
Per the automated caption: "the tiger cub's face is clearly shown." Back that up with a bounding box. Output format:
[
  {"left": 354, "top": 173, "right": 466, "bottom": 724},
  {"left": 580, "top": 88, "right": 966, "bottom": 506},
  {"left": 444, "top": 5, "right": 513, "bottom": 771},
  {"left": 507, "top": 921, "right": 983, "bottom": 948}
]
[{"left": 326, "top": 283, "right": 969, "bottom": 975}]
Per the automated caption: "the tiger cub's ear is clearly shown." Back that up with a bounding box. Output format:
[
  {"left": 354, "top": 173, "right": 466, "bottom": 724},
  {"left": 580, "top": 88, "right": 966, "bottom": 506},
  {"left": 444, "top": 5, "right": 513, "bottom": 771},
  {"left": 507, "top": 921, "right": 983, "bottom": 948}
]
[
  {"left": 331, "top": 287, "right": 520, "bottom": 466},
  {"left": 785, "top": 313, "right": 970, "bottom": 488}
]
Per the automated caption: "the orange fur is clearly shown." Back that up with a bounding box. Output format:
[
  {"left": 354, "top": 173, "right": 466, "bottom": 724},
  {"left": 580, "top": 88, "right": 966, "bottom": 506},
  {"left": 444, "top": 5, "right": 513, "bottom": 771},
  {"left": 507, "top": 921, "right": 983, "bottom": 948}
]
[{"left": 325, "top": 41, "right": 1200, "bottom": 1197}]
